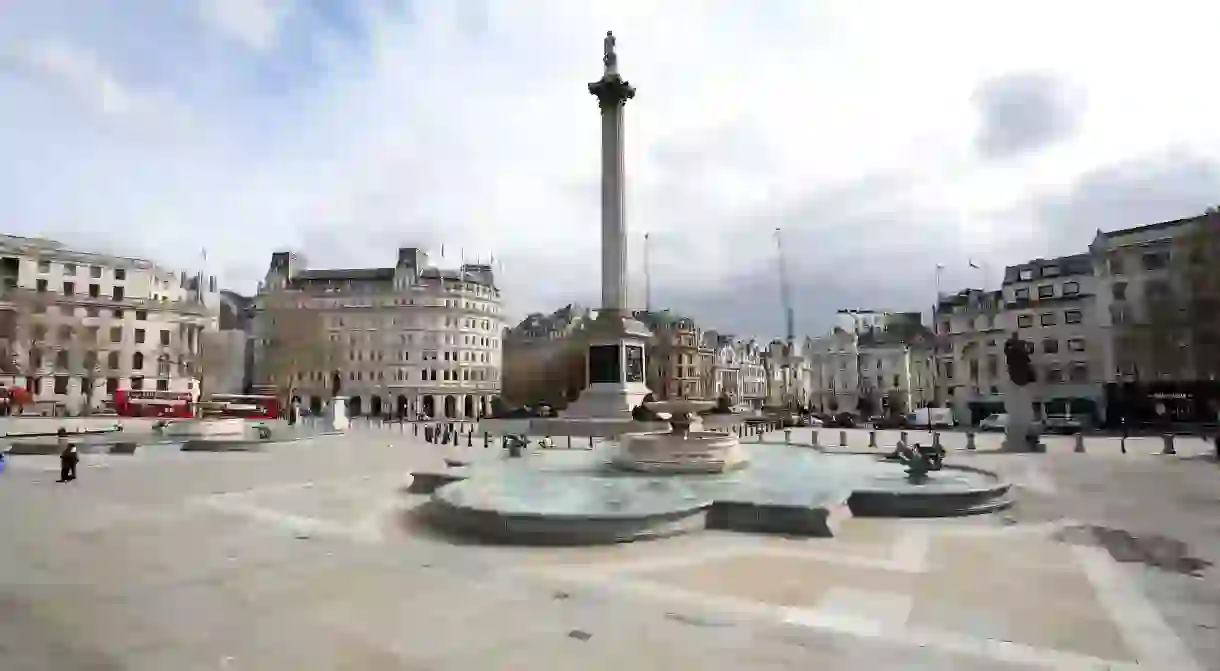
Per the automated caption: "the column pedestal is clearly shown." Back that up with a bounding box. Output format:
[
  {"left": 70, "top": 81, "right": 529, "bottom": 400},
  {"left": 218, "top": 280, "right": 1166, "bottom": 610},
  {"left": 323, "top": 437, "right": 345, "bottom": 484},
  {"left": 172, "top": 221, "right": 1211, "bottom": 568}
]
[
  {"left": 563, "top": 311, "right": 652, "bottom": 419},
  {"left": 1002, "top": 382, "right": 1039, "bottom": 452}
]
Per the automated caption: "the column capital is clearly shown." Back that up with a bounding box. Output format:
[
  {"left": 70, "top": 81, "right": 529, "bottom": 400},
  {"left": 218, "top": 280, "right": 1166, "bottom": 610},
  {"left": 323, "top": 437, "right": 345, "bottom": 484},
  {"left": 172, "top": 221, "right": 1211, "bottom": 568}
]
[{"left": 588, "top": 74, "right": 635, "bottom": 110}]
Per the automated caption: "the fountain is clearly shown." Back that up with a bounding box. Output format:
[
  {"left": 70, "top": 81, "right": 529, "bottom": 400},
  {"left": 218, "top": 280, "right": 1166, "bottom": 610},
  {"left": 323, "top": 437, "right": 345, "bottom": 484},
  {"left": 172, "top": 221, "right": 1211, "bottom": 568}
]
[{"left": 611, "top": 400, "right": 748, "bottom": 474}]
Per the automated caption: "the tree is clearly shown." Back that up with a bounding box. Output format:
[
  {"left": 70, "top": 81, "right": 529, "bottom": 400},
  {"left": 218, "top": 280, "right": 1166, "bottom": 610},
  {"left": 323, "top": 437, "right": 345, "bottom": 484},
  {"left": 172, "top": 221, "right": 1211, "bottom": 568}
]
[
  {"left": 884, "top": 389, "right": 909, "bottom": 416},
  {"left": 253, "top": 291, "right": 343, "bottom": 405}
]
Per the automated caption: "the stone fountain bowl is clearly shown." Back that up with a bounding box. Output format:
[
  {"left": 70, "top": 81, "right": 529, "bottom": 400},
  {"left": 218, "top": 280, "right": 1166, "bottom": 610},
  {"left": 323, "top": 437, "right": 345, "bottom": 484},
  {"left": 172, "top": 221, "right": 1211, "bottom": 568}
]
[{"left": 644, "top": 399, "right": 716, "bottom": 417}]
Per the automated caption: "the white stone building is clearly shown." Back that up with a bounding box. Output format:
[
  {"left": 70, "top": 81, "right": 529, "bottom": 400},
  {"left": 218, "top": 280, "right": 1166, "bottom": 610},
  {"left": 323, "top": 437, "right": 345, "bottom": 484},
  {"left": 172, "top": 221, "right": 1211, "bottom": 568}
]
[
  {"left": 934, "top": 289, "right": 1007, "bottom": 424},
  {"left": 807, "top": 316, "right": 934, "bottom": 416},
  {"left": 252, "top": 247, "right": 505, "bottom": 419},
  {"left": 0, "top": 235, "right": 217, "bottom": 414}
]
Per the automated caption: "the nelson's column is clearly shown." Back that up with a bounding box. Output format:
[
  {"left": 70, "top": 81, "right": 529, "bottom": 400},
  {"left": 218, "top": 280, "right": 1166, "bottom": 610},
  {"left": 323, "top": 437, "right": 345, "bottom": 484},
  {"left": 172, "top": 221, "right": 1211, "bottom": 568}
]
[{"left": 563, "top": 31, "right": 653, "bottom": 420}]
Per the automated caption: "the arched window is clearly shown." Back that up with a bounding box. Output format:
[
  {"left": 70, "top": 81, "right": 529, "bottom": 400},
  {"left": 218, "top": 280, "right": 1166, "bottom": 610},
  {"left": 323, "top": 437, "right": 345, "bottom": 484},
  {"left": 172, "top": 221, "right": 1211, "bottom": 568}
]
[{"left": 132, "top": 352, "right": 144, "bottom": 370}]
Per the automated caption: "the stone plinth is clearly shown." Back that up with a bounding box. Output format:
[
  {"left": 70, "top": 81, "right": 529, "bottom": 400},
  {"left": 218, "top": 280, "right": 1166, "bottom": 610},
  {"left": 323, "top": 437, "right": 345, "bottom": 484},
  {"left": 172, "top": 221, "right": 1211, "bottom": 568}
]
[
  {"left": 327, "top": 397, "right": 349, "bottom": 432},
  {"left": 1002, "top": 382, "right": 1039, "bottom": 452},
  {"left": 562, "top": 311, "right": 652, "bottom": 420}
]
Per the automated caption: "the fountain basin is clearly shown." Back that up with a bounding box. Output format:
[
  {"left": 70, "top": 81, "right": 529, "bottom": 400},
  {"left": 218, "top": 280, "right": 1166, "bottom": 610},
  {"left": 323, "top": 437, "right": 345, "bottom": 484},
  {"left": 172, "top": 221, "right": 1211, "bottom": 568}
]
[{"left": 418, "top": 444, "right": 1012, "bottom": 545}]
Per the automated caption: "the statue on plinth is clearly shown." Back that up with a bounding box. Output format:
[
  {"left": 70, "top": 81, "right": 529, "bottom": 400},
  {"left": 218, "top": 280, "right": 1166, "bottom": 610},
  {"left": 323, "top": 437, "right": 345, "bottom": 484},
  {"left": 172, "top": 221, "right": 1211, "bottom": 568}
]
[
  {"left": 603, "top": 31, "right": 617, "bottom": 70},
  {"left": 1004, "top": 332, "right": 1034, "bottom": 386}
]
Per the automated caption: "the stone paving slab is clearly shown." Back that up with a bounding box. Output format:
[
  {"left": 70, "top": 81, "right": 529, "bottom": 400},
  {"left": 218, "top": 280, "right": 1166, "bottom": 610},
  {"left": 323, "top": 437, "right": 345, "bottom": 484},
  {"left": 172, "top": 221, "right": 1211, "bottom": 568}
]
[{"left": 0, "top": 431, "right": 1213, "bottom": 670}]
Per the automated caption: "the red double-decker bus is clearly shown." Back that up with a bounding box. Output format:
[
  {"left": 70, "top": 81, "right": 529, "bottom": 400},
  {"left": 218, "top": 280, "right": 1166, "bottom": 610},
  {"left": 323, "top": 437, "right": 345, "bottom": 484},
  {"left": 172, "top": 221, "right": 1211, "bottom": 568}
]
[
  {"left": 203, "top": 394, "right": 281, "bottom": 420},
  {"left": 111, "top": 390, "right": 194, "bottom": 418}
]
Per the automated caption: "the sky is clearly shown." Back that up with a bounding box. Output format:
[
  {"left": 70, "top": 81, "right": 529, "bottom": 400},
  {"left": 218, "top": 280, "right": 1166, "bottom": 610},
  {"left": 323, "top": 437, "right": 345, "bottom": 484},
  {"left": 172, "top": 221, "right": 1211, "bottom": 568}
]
[{"left": 3, "top": 1, "right": 1220, "bottom": 340}]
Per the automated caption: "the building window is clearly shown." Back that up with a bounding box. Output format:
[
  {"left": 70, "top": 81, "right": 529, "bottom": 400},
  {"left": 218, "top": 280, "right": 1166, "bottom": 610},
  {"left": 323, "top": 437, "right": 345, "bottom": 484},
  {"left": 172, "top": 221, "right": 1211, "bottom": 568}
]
[
  {"left": 54, "top": 375, "right": 69, "bottom": 394},
  {"left": 114, "top": 268, "right": 125, "bottom": 281},
  {"left": 156, "top": 379, "right": 168, "bottom": 391},
  {"left": 106, "top": 378, "right": 118, "bottom": 394},
  {"left": 37, "top": 259, "right": 50, "bottom": 273},
  {"left": 1037, "top": 285, "right": 1054, "bottom": 299},
  {"left": 135, "top": 329, "right": 145, "bottom": 344},
  {"left": 55, "top": 350, "right": 69, "bottom": 369},
  {"left": 159, "top": 330, "right": 170, "bottom": 346},
  {"left": 86, "top": 306, "right": 99, "bottom": 317},
  {"left": 136, "top": 310, "right": 147, "bottom": 320},
  {"left": 107, "top": 351, "right": 119, "bottom": 369},
  {"left": 90, "top": 265, "right": 102, "bottom": 278},
  {"left": 1015, "top": 287, "right": 1030, "bottom": 300},
  {"left": 132, "top": 352, "right": 144, "bottom": 369},
  {"left": 1068, "top": 338, "right": 1086, "bottom": 352},
  {"left": 1019, "top": 268, "right": 1033, "bottom": 281},
  {"left": 63, "top": 263, "right": 76, "bottom": 275},
  {"left": 1070, "top": 363, "right": 1088, "bottom": 382},
  {"left": 1142, "top": 251, "right": 1169, "bottom": 270},
  {"left": 87, "top": 283, "right": 99, "bottom": 298},
  {"left": 62, "top": 281, "right": 74, "bottom": 295},
  {"left": 131, "top": 376, "right": 144, "bottom": 390},
  {"left": 1040, "top": 312, "right": 1057, "bottom": 326},
  {"left": 1042, "top": 265, "right": 1060, "bottom": 277},
  {"left": 1043, "top": 338, "right": 1059, "bottom": 353},
  {"left": 1065, "top": 310, "right": 1083, "bottom": 324},
  {"left": 36, "top": 279, "right": 47, "bottom": 292},
  {"left": 1046, "top": 368, "right": 1063, "bottom": 383},
  {"left": 112, "top": 286, "right": 125, "bottom": 300},
  {"left": 1063, "top": 281, "right": 1080, "bottom": 296},
  {"left": 1017, "top": 314, "right": 1033, "bottom": 328}
]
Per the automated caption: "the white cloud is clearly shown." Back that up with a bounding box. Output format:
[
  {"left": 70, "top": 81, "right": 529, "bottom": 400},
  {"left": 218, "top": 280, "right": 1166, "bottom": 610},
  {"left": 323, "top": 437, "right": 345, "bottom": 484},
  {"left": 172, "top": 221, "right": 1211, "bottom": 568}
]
[
  {"left": 3, "top": 0, "right": 1220, "bottom": 335},
  {"left": 199, "top": 0, "right": 295, "bottom": 52},
  {"left": 2, "top": 39, "right": 140, "bottom": 116}
]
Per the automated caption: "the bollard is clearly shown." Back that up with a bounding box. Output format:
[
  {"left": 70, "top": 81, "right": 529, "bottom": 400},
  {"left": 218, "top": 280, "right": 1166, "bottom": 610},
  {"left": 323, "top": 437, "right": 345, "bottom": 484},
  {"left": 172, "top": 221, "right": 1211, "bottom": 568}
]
[
  {"left": 932, "top": 432, "right": 942, "bottom": 450},
  {"left": 966, "top": 432, "right": 976, "bottom": 450},
  {"left": 567, "top": 435, "right": 572, "bottom": 449},
  {"left": 467, "top": 431, "right": 473, "bottom": 447},
  {"left": 413, "top": 423, "right": 418, "bottom": 436},
  {"left": 1074, "top": 433, "right": 1085, "bottom": 453},
  {"left": 483, "top": 432, "right": 490, "bottom": 448},
  {"left": 1161, "top": 433, "right": 1176, "bottom": 455},
  {"left": 1120, "top": 435, "right": 1127, "bottom": 454},
  {"left": 868, "top": 430, "right": 877, "bottom": 448},
  {"left": 899, "top": 431, "right": 908, "bottom": 445},
  {"left": 811, "top": 429, "right": 819, "bottom": 447},
  {"left": 501, "top": 436, "right": 508, "bottom": 450},
  {"left": 590, "top": 435, "right": 595, "bottom": 448},
  {"left": 839, "top": 430, "right": 847, "bottom": 447},
  {"left": 783, "top": 428, "right": 792, "bottom": 445}
]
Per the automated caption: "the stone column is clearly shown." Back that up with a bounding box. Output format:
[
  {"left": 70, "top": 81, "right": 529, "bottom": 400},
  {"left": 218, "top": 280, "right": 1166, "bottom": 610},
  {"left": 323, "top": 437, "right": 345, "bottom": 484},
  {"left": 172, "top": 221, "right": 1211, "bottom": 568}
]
[{"left": 589, "top": 31, "right": 634, "bottom": 314}]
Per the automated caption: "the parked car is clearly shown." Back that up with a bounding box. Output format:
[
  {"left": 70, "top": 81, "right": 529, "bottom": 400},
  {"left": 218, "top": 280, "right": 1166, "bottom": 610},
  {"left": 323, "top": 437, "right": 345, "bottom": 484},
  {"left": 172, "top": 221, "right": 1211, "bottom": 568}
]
[
  {"left": 908, "top": 407, "right": 955, "bottom": 428},
  {"left": 870, "top": 414, "right": 908, "bottom": 429},
  {"left": 979, "top": 413, "right": 1046, "bottom": 434},
  {"left": 979, "top": 413, "right": 1008, "bottom": 432},
  {"left": 1044, "top": 414, "right": 1089, "bottom": 435},
  {"left": 823, "top": 412, "right": 857, "bottom": 428}
]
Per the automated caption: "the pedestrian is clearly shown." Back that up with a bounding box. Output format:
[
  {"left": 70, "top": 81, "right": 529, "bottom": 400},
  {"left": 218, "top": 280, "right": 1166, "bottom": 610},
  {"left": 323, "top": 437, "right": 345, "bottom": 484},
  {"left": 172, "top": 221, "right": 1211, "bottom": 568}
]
[{"left": 58, "top": 442, "right": 79, "bottom": 482}]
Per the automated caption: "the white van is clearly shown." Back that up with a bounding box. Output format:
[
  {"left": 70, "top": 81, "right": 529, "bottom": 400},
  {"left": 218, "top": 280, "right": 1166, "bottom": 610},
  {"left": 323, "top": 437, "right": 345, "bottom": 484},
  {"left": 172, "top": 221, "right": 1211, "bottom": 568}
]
[{"left": 907, "top": 407, "right": 955, "bottom": 428}]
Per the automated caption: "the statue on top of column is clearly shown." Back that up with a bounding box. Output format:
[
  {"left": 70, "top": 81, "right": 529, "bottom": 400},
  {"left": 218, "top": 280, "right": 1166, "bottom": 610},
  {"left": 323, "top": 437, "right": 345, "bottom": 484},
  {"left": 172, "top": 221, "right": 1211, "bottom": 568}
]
[{"left": 603, "top": 31, "right": 617, "bottom": 70}]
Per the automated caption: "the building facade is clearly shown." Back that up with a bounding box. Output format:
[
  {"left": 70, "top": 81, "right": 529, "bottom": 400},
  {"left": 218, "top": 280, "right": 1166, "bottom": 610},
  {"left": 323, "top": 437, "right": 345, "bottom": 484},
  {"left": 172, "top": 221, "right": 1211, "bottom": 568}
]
[
  {"left": 1091, "top": 214, "right": 1220, "bottom": 424},
  {"left": 252, "top": 247, "right": 505, "bottom": 419},
  {"left": 0, "top": 235, "right": 217, "bottom": 414},
  {"left": 1001, "top": 254, "right": 1105, "bottom": 422},
  {"left": 637, "top": 311, "right": 707, "bottom": 400},
  {"left": 934, "top": 289, "right": 1006, "bottom": 424},
  {"left": 807, "top": 324, "right": 934, "bottom": 416}
]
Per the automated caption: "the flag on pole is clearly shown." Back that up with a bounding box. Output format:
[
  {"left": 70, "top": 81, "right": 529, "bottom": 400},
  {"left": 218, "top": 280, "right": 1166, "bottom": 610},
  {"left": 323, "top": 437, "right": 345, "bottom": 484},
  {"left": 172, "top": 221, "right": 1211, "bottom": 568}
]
[
  {"left": 969, "top": 259, "right": 980, "bottom": 269},
  {"left": 201, "top": 248, "right": 208, "bottom": 262}
]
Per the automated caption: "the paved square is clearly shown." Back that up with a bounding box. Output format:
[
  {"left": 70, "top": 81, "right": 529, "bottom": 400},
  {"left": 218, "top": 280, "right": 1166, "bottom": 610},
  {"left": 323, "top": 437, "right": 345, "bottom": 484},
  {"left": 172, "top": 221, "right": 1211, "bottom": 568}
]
[{"left": 0, "top": 427, "right": 1214, "bottom": 670}]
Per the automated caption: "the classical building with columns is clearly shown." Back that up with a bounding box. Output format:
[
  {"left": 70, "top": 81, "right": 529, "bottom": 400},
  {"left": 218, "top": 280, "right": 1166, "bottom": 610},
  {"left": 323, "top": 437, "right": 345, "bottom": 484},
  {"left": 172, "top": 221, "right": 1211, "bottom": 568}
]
[{"left": 251, "top": 247, "right": 505, "bottom": 420}]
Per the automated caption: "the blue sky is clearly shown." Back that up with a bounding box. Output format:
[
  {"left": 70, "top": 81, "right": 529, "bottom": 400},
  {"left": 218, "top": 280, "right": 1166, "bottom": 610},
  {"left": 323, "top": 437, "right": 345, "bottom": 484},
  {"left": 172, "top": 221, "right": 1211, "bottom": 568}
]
[{"left": 3, "top": 1, "right": 1220, "bottom": 337}]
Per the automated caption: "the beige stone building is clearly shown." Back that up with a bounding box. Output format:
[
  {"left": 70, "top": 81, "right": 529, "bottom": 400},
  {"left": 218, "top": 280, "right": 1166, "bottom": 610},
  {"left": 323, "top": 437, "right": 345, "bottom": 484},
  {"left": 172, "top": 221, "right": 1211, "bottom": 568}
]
[
  {"left": 1000, "top": 254, "right": 1105, "bottom": 422},
  {"left": 934, "top": 289, "right": 1006, "bottom": 423},
  {"left": 252, "top": 248, "right": 505, "bottom": 419},
  {"left": 0, "top": 235, "right": 217, "bottom": 414}
]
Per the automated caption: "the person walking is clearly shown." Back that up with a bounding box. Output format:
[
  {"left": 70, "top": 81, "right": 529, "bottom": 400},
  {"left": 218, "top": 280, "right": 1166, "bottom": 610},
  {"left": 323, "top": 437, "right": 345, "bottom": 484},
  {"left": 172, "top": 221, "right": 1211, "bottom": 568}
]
[{"left": 58, "top": 442, "right": 79, "bottom": 482}]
